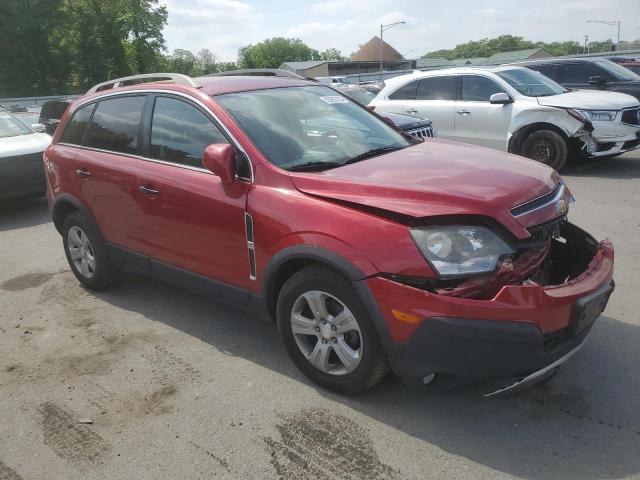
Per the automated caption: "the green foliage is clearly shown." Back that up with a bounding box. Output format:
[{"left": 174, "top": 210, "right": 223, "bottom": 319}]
[
  {"left": 0, "top": 0, "right": 168, "bottom": 96},
  {"left": 422, "top": 34, "right": 640, "bottom": 60},
  {"left": 0, "top": 0, "right": 72, "bottom": 96},
  {"left": 237, "top": 37, "right": 320, "bottom": 69},
  {"left": 319, "top": 48, "right": 346, "bottom": 61}
]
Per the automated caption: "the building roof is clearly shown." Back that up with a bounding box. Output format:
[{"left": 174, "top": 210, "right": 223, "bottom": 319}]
[
  {"left": 486, "top": 48, "right": 552, "bottom": 64},
  {"left": 450, "top": 57, "right": 487, "bottom": 66},
  {"left": 280, "top": 60, "right": 330, "bottom": 71},
  {"left": 416, "top": 57, "right": 452, "bottom": 68},
  {"left": 351, "top": 36, "right": 405, "bottom": 62}
]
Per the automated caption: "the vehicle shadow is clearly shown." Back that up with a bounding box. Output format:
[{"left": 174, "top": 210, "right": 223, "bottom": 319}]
[
  {"left": 0, "top": 196, "right": 50, "bottom": 232},
  {"left": 563, "top": 154, "right": 640, "bottom": 179},
  {"left": 96, "top": 273, "right": 640, "bottom": 480}
]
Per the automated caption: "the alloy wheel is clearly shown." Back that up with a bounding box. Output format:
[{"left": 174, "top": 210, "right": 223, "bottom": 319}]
[
  {"left": 290, "top": 290, "right": 363, "bottom": 375},
  {"left": 67, "top": 226, "right": 96, "bottom": 279}
]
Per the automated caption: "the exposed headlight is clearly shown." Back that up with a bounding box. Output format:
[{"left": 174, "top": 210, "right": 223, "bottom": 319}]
[
  {"left": 575, "top": 109, "right": 618, "bottom": 122},
  {"left": 410, "top": 226, "right": 514, "bottom": 277}
]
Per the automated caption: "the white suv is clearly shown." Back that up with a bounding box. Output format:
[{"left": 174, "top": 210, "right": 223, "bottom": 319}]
[{"left": 371, "top": 66, "right": 640, "bottom": 170}]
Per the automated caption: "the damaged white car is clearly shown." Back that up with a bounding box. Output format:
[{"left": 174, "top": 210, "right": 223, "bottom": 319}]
[{"left": 371, "top": 66, "right": 640, "bottom": 170}]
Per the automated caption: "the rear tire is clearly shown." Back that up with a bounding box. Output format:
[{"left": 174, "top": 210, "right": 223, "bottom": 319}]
[
  {"left": 62, "top": 212, "right": 120, "bottom": 290},
  {"left": 521, "top": 129, "right": 568, "bottom": 171},
  {"left": 276, "top": 265, "right": 389, "bottom": 394}
]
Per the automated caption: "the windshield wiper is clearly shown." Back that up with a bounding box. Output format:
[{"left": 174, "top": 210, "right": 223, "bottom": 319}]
[
  {"left": 345, "top": 146, "right": 405, "bottom": 165},
  {"left": 288, "top": 161, "right": 344, "bottom": 172}
]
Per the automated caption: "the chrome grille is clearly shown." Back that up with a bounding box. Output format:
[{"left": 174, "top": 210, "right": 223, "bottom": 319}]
[
  {"left": 511, "top": 182, "right": 564, "bottom": 217},
  {"left": 404, "top": 125, "right": 435, "bottom": 139},
  {"left": 621, "top": 107, "right": 640, "bottom": 126}
]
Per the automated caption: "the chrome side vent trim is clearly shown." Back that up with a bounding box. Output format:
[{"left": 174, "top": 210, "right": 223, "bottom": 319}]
[{"left": 245, "top": 212, "right": 256, "bottom": 280}]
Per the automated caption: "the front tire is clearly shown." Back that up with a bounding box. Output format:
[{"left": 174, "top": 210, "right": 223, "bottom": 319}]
[
  {"left": 521, "top": 129, "right": 568, "bottom": 171},
  {"left": 62, "top": 212, "right": 120, "bottom": 290},
  {"left": 276, "top": 265, "right": 389, "bottom": 394}
]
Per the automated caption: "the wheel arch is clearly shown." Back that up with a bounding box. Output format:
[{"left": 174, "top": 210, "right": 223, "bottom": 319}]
[
  {"left": 259, "top": 245, "right": 367, "bottom": 325},
  {"left": 508, "top": 122, "right": 571, "bottom": 155},
  {"left": 52, "top": 194, "right": 98, "bottom": 236}
]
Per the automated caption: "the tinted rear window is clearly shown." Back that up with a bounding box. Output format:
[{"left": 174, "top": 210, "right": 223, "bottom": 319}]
[
  {"left": 389, "top": 80, "right": 419, "bottom": 100},
  {"left": 527, "top": 64, "right": 557, "bottom": 79},
  {"left": 416, "top": 76, "right": 457, "bottom": 100},
  {"left": 60, "top": 103, "right": 94, "bottom": 145},
  {"left": 85, "top": 96, "right": 145, "bottom": 154}
]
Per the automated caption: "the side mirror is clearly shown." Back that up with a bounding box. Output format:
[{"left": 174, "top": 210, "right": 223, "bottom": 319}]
[
  {"left": 489, "top": 92, "right": 512, "bottom": 104},
  {"left": 31, "top": 123, "right": 46, "bottom": 133},
  {"left": 588, "top": 76, "right": 607, "bottom": 87},
  {"left": 203, "top": 143, "right": 236, "bottom": 184}
]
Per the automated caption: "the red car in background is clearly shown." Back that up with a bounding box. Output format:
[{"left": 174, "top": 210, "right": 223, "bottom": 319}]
[{"left": 44, "top": 73, "right": 614, "bottom": 395}]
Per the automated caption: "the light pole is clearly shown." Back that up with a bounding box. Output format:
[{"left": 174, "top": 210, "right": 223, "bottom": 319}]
[
  {"left": 587, "top": 20, "right": 621, "bottom": 51},
  {"left": 380, "top": 21, "right": 406, "bottom": 78}
]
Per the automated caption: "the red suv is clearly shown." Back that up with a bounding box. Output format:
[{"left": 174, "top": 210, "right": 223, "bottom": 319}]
[{"left": 45, "top": 73, "right": 615, "bottom": 395}]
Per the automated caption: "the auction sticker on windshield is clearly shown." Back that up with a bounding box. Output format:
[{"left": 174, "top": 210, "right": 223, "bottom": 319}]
[{"left": 320, "top": 95, "right": 349, "bottom": 104}]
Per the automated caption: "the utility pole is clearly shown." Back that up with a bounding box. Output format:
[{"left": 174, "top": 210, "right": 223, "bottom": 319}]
[
  {"left": 379, "top": 21, "right": 406, "bottom": 79},
  {"left": 587, "top": 20, "right": 621, "bottom": 51},
  {"left": 584, "top": 35, "right": 589, "bottom": 54}
]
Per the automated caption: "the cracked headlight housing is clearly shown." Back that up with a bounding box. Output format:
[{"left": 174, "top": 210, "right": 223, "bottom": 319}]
[
  {"left": 410, "top": 226, "right": 515, "bottom": 277},
  {"left": 574, "top": 109, "right": 618, "bottom": 122}
]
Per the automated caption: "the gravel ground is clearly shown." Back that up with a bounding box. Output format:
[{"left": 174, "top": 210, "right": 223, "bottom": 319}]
[{"left": 1, "top": 152, "right": 639, "bottom": 480}]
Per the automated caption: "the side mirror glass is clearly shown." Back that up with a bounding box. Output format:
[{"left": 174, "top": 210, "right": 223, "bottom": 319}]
[
  {"left": 489, "top": 92, "right": 512, "bottom": 104},
  {"left": 203, "top": 143, "right": 236, "bottom": 184},
  {"left": 588, "top": 76, "right": 607, "bottom": 87},
  {"left": 31, "top": 123, "right": 46, "bottom": 133}
]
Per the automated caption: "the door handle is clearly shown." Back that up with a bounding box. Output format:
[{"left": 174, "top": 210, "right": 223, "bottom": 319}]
[
  {"left": 405, "top": 108, "right": 419, "bottom": 114},
  {"left": 457, "top": 110, "right": 471, "bottom": 115},
  {"left": 76, "top": 169, "right": 91, "bottom": 178},
  {"left": 138, "top": 185, "right": 159, "bottom": 196}
]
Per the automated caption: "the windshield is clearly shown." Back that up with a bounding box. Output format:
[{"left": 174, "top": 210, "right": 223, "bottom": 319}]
[
  {"left": 0, "top": 112, "right": 32, "bottom": 138},
  {"left": 341, "top": 88, "right": 376, "bottom": 105},
  {"left": 597, "top": 60, "right": 640, "bottom": 81},
  {"left": 215, "top": 85, "right": 410, "bottom": 171},
  {"left": 497, "top": 68, "right": 568, "bottom": 97}
]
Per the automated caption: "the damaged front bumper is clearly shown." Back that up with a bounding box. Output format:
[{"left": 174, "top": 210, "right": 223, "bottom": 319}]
[
  {"left": 574, "top": 122, "right": 640, "bottom": 157},
  {"left": 365, "top": 223, "right": 615, "bottom": 390}
]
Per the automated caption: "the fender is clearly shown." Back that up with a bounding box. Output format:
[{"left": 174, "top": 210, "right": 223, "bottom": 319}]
[
  {"left": 51, "top": 192, "right": 100, "bottom": 237},
  {"left": 252, "top": 244, "right": 395, "bottom": 349}
]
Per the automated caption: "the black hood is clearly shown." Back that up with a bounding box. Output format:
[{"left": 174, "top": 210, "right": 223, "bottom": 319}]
[{"left": 383, "top": 111, "right": 432, "bottom": 130}]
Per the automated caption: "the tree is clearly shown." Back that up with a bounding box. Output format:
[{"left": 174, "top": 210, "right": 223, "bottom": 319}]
[
  {"left": 196, "top": 49, "right": 218, "bottom": 75},
  {"left": 319, "top": 48, "right": 345, "bottom": 61},
  {"left": 237, "top": 37, "right": 320, "bottom": 69},
  {"left": 0, "top": 0, "right": 73, "bottom": 96},
  {"left": 167, "top": 49, "right": 197, "bottom": 75},
  {"left": 0, "top": 0, "right": 169, "bottom": 96},
  {"left": 120, "top": 0, "right": 168, "bottom": 73},
  {"left": 421, "top": 34, "right": 640, "bottom": 59}
]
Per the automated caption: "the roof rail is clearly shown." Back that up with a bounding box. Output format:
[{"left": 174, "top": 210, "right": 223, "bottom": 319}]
[
  {"left": 205, "top": 69, "right": 310, "bottom": 80},
  {"left": 86, "top": 73, "right": 199, "bottom": 94}
]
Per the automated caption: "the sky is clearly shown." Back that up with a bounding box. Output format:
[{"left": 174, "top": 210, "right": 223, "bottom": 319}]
[{"left": 162, "top": 0, "right": 640, "bottom": 61}]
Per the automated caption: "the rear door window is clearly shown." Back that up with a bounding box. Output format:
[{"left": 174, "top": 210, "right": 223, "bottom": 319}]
[
  {"left": 461, "top": 75, "right": 506, "bottom": 101},
  {"left": 59, "top": 103, "right": 94, "bottom": 145},
  {"left": 389, "top": 80, "right": 419, "bottom": 100},
  {"left": 416, "top": 76, "right": 458, "bottom": 100},
  {"left": 557, "top": 63, "right": 609, "bottom": 84},
  {"left": 85, "top": 96, "right": 146, "bottom": 154},
  {"left": 150, "top": 96, "right": 229, "bottom": 169},
  {"left": 527, "top": 64, "right": 557, "bottom": 80}
]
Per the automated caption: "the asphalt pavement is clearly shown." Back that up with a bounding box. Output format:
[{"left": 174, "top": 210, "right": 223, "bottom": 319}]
[{"left": 1, "top": 152, "right": 639, "bottom": 480}]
